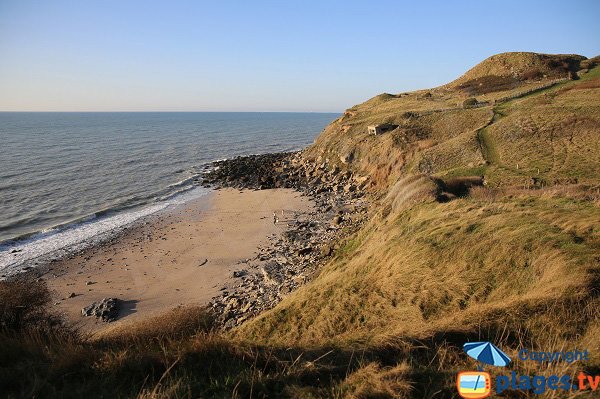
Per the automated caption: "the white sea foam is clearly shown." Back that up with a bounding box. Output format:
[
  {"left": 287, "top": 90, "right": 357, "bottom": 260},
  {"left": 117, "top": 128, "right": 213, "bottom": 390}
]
[
  {"left": 0, "top": 187, "right": 210, "bottom": 279},
  {"left": 0, "top": 112, "right": 336, "bottom": 278}
]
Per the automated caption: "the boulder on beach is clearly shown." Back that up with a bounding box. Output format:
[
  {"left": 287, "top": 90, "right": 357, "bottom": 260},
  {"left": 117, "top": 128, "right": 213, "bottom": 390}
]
[{"left": 81, "top": 297, "right": 120, "bottom": 322}]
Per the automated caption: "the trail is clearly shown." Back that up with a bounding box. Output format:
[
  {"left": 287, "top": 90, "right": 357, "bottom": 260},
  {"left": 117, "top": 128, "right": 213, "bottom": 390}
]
[
  {"left": 475, "top": 107, "right": 523, "bottom": 176},
  {"left": 475, "top": 78, "right": 571, "bottom": 169},
  {"left": 475, "top": 110, "right": 498, "bottom": 166}
]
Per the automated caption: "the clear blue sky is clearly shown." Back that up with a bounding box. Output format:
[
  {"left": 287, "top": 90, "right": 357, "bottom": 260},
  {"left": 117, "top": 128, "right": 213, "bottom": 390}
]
[{"left": 1, "top": 0, "right": 599, "bottom": 112}]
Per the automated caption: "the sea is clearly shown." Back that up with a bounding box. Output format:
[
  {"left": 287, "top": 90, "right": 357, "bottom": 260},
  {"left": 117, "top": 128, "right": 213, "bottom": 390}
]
[{"left": 0, "top": 112, "right": 337, "bottom": 277}]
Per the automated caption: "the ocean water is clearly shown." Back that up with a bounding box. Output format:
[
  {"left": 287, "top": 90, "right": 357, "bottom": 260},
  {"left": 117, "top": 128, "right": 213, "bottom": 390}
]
[{"left": 0, "top": 112, "right": 337, "bottom": 276}]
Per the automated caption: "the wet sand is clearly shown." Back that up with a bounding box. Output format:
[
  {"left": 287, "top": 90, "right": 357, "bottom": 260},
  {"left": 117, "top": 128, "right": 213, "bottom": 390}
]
[{"left": 45, "top": 188, "right": 312, "bottom": 332}]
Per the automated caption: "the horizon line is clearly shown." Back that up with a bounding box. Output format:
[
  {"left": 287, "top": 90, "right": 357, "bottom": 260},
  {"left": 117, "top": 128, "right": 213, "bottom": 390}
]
[{"left": 0, "top": 110, "right": 342, "bottom": 114}]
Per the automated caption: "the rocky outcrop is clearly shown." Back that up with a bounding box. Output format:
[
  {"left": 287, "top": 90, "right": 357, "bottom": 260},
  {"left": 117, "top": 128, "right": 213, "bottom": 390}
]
[
  {"left": 202, "top": 151, "right": 369, "bottom": 328},
  {"left": 202, "top": 151, "right": 368, "bottom": 201},
  {"left": 202, "top": 153, "right": 297, "bottom": 190}
]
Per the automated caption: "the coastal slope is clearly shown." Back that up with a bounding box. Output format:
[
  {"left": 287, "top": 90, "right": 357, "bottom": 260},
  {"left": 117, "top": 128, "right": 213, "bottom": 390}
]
[
  {"left": 2, "top": 52, "right": 600, "bottom": 398},
  {"left": 236, "top": 52, "right": 600, "bottom": 396}
]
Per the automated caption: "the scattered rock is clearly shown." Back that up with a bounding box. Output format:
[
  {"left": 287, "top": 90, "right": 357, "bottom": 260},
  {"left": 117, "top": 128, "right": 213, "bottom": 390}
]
[
  {"left": 296, "top": 247, "right": 312, "bottom": 256},
  {"left": 340, "top": 152, "right": 354, "bottom": 164},
  {"left": 81, "top": 298, "right": 119, "bottom": 322},
  {"left": 320, "top": 245, "right": 334, "bottom": 257},
  {"left": 202, "top": 151, "right": 368, "bottom": 329}
]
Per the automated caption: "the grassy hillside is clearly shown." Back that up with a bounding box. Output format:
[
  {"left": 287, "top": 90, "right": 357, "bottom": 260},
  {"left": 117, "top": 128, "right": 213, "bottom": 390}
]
[
  {"left": 481, "top": 66, "right": 600, "bottom": 187},
  {"left": 237, "top": 179, "right": 600, "bottom": 395},
  {"left": 239, "top": 182, "right": 600, "bottom": 344},
  {"left": 447, "top": 52, "right": 586, "bottom": 87},
  {"left": 303, "top": 53, "right": 600, "bottom": 193},
  {"left": 2, "top": 52, "right": 599, "bottom": 398},
  {"left": 238, "top": 53, "right": 600, "bottom": 396}
]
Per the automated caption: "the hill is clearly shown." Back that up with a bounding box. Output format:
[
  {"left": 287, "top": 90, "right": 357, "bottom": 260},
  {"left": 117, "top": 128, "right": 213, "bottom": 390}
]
[
  {"left": 302, "top": 52, "right": 600, "bottom": 192},
  {"left": 448, "top": 52, "right": 586, "bottom": 87}
]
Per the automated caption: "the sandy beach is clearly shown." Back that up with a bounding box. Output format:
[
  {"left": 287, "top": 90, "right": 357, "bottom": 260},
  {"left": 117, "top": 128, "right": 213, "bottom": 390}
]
[{"left": 44, "top": 188, "right": 313, "bottom": 332}]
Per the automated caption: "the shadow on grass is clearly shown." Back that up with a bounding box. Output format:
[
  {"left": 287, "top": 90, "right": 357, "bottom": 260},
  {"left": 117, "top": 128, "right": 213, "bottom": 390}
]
[{"left": 1, "top": 278, "right": 598, "bottom": 398}]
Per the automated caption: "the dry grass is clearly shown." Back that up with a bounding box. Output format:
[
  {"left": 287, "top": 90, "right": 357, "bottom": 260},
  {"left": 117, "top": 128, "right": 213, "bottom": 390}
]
[
  {"left": 447, "top": 52, "right": 585, "bottom": 87},
  {"left": 415, "top": 130, "right": 485, "bottom": 174},
  {"left": 483, "top": 68, "right": 600, "bottom": 186},
  {"left": 418, "top": 108, "right": 491, "bottom": 142},
  {"left": 305, "top": 60, "right": 599, "bottom": 195},
  {"left": 0, "top": 276, "right": 71, "bottom": 335},
  {"left": 235, "top": 186, "right": 600, "bottom": 396},
  {"left": 239, "top": 190, "right": 599, "bottom": 342},
  {"left": 95, "top": 306, "right": 215, "bottom": 344},
  {"left": 0, "top": 279, "right": 418, "bottom": 398},
  {"left": 305, "top": 100, "right": 493, "bottom": 193},
  {"left": 382, "top": 175, "right": 439, "bottom": 216},
  {"left": 457, "top": 75, "right": 522, "bottom": 95},
  {"left": 332, "top": 362, "right": 412, "bottom": 399}
]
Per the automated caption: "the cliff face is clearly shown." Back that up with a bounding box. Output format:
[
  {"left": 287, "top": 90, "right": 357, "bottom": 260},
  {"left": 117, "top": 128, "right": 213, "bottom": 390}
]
[{"left": 237, "top": 53, "right": 600, "bottom": 396}]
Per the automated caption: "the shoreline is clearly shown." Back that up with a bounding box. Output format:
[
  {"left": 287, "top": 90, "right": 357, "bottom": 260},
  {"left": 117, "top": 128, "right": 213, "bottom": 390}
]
[
  {"left": 0, "top": 185, "right": 213, "bottom": 279},
  {"left": 0, "top": 151, "right": 307, "bottom": 278},
  {"left": 43, "top": 187, "right": 314, "bottom": 332},
  {"left": 8, "top": 150, "right": 369, "bottom": 331}
]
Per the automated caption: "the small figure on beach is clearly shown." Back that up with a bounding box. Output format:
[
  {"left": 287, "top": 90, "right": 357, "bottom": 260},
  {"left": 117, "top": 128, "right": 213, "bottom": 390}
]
[{"left": 273, "top": 212, "right": 279, "bottom": 224}]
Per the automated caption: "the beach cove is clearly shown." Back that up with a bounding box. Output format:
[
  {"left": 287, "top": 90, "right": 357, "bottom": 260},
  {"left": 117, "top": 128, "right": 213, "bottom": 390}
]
[{"left": 44, "top": 188, "right": 313, "bottom": 332}]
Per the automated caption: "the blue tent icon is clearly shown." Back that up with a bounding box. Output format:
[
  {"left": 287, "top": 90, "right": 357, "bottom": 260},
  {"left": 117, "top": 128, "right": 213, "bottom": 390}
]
[{"left": 463, "top": 341, "right": 511, "bottom": 367}]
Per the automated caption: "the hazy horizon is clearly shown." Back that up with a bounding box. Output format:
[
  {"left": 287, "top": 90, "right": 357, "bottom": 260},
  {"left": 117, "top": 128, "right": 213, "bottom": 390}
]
[
  {"left": 0, "top": 111, "right": 339, "bottom": 113},
  {"left": 1, "top": 0, "right": 599, "bottom": 112}
]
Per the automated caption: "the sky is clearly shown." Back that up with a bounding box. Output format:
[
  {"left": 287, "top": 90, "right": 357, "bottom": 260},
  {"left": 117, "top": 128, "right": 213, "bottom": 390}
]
[{"left": 0, "top": 0, "right": 599, "bottom": 112}]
